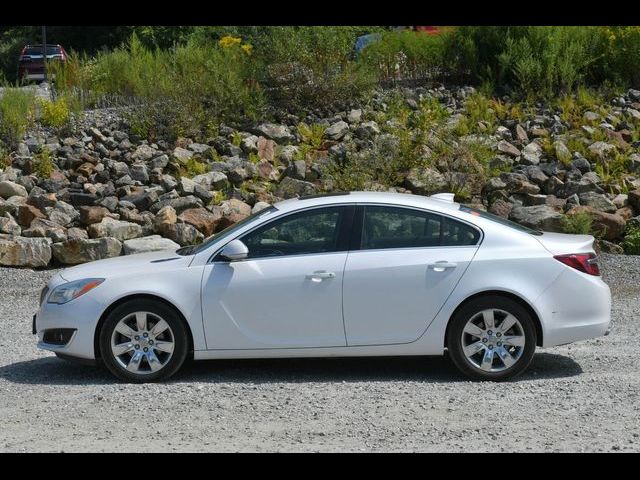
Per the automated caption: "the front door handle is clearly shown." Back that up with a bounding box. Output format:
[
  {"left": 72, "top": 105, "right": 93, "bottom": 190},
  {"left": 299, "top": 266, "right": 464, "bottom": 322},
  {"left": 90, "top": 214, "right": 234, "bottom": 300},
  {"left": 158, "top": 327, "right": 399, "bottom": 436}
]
[
  {"left": 306, "top": 271, "right": 336, "bottom": 282},
  {"left": 428, "top": 261, "right": 458, "bottom": 272}
]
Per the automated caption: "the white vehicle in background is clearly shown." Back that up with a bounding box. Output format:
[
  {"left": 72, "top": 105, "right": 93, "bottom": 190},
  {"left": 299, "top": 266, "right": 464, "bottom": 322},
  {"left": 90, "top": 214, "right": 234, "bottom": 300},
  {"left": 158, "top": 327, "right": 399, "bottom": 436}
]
[{"left": 33, "top": 191, "right": 611, "bottom": 383}]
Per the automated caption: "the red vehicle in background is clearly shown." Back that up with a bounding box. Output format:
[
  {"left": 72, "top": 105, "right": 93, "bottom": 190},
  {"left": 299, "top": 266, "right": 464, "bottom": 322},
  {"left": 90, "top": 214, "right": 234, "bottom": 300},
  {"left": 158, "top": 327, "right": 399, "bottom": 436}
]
[
  {"left": 412, "top": 26, "right": 441, "bottom": 35},
  {"left": 17, "top": 44, "right": 68, "bottom": 82}
]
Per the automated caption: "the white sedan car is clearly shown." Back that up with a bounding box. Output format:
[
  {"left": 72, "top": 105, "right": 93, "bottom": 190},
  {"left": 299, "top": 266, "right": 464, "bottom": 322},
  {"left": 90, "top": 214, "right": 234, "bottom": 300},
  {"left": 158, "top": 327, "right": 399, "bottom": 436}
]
[{"left": 34, "top": 192, "right": 611, "bottom": 382}]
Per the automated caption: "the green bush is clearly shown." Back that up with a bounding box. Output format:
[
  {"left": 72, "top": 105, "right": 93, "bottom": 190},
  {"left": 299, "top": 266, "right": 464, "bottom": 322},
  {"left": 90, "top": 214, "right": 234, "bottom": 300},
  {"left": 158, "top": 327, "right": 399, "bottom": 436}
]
[
  {"left": 358, "top": 29, "right": 447, "bottom": 83},
  {"left": 40, "top": 96, "right": 71, "bottom": 128},
  {"left": 34, "top": 148, "right": 54, "bottom": 179},
  {"left": 297, "top": 122, "right": 325, "bottom": 148},
  {"left": 0, "top": 88, "right": 36, "bottom": 147},
  {"left": 259, "top": 26, "right": 377, "bottom": 112},
  {"left": 179, "top": 157, "right": 209, "bottom": 178},
  {"left": 0, "top": 145, "right": 10, "bottom": 169},
  {"left": 562, "top": 212, "right": 594, "bottom": 235},
  {"left": 622, "top": 224, "right": 640, "bottom": 255},
  {"left": 54, "top": 34, "right": 264, "bottom": 140}
]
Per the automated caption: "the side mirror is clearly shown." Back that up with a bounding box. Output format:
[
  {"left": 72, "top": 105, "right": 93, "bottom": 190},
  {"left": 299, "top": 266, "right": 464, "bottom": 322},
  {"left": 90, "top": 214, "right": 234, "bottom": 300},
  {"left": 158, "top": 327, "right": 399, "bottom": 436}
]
[{"left": 218, "top": 239, "right": 249, "bottom": 261}]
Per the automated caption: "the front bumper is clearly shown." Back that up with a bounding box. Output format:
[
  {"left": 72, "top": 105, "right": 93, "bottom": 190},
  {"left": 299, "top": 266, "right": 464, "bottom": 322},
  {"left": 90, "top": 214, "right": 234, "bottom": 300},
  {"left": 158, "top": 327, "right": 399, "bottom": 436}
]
[{"left": 34, "top": 292, "right": 105, "bottom": 360}]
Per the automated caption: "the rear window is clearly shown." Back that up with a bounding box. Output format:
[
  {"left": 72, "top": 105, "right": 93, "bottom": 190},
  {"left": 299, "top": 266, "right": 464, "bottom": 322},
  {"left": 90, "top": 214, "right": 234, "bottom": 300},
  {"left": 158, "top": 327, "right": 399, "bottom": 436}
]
[
  {"left": 22, "top": 46, "right": 62, "bottom": 56},
  {"left": 459, "top": 205, "right": 542, "bottom": 236}
]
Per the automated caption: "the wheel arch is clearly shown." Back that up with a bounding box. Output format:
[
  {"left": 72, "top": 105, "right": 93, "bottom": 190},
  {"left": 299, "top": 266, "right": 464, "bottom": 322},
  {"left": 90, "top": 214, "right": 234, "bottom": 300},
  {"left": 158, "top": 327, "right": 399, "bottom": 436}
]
[
  {"left": 93, "top": 294, "right": 195, "bottom": 360},
  {"left": 444, "top": 290, "right": 543, "bottom": 347}
]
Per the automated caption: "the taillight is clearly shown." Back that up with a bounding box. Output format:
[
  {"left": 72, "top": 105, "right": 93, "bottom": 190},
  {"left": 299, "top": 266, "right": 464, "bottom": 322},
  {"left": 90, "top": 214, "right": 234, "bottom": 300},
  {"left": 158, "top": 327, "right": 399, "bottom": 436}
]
[{"left": 554, "top": 253, "right": 600, "bottom": 276}]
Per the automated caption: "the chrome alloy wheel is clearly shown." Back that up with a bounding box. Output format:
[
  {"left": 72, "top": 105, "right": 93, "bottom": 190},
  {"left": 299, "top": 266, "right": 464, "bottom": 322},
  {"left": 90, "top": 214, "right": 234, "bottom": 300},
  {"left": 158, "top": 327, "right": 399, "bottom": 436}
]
[
  {"left": 110, "top": 311, "right": 175, "bottom": 374},
  {"left": 460, "top": 309, "right": 526, "bottom": 372}
]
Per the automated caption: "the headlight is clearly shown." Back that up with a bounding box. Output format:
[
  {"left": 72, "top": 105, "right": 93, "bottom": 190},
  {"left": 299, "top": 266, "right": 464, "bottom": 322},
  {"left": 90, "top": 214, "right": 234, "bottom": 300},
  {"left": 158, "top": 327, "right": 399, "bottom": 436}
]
[
  {"left": 39, "top": 286, "right": 50, "bottom": 305},
  {"left": 47, "top": 278, "right": 105, "bottom": 305}
]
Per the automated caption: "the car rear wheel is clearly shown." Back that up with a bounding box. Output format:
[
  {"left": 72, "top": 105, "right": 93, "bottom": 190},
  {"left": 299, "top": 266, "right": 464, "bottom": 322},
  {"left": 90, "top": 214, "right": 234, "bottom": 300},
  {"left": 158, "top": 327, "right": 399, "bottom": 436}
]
[
  {"left": 99, "top": 299, "right": 188, "bottom": 383},
  {"left": 447, "top": 296, "right": 536, "bottom": 381}
]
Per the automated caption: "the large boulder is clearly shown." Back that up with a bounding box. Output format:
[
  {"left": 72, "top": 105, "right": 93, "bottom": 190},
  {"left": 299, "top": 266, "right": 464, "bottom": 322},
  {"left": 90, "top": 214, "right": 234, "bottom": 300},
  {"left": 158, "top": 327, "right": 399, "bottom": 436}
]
[
  {"left": 256, "top": 137, "right": 276, "bottom": 162},
  {"left": 79, "top": 206, "right": 114, "bottom": 226},
  {"left": 497, "top": 140, "right": 521, "bottom": 158},
  {"left": 178, "top": 208, "right": 222, "bottom": 237},
  {"left": 17, "top": 204, "right": 45, "bottom": 228},
  {"left": 0, "top": 236, "right": 52, "bottom": 267},
  {"left": 192, "top": 171, "right": 229, "bottom": 191},
  {"left": 162, "top": 223, "right": 204, "bottom": 246},
  {"left": 275, "top": 177, "right": 317, "bottom": 199},
  {"left": 588, "top": 141, "right": 617, "bottom": 161},
  {"left": 52, "top": 237, "right": 123, "bottom": 265},
  {"left": 172, "top": 147, "right": 193, "bottom": 163},
  {"left": 577, "top": 192, "right": 617, "bottom": 214},
  {"left": 150, "top": 195, "right": 204, "bottom": 215},
  {"left": 324, "top": 121, "right": 349, "bottom": 141},
  {"left": 123, "top": 235, "right": 180, "bottom": 255},
  {"left": 154, "top": 205, "right": 178, "bottom": 233},
  {"left": 628, "top": 189, "right": 640, "bottom": 212},
  {"left": 22, "top": 218, "right": 67, "bottom": 243},
  {"left": 0, "top": 214, "right": 20, "bottom": 235},
  {"left": 405, "top": 167, "right": 447, "bottom": 195},
  {"left": 509, "top": 205, "right": 565, "bottom": 232},
  {"left": 87, "top": 217, "right": 144, "bottom": 242},
  {"left": 253, "top": 123, "right": 295, "bottom": 144},
  {"left": 0, "top": 181, "right": 28, "bottom": 199},
  {"left": 218, "top": 199, "right": 252, "bottom": 229}
]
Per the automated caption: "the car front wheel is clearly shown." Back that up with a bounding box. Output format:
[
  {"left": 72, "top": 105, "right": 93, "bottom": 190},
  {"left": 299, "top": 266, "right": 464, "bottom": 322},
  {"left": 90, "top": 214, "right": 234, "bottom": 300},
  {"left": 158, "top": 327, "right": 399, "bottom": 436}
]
[
  {"left": 447, "top": 296, "right": 537, "bottom": 381},
  {"left": 99, "top": 299, "right": 189, "bottom": 383}
]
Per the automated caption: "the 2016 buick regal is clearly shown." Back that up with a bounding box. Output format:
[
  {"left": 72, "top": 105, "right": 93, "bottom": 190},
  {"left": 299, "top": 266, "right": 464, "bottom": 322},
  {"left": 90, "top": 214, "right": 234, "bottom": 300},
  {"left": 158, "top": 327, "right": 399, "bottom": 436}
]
[{"left": 34, "top": 192, "right": 611, "bottom": 382}]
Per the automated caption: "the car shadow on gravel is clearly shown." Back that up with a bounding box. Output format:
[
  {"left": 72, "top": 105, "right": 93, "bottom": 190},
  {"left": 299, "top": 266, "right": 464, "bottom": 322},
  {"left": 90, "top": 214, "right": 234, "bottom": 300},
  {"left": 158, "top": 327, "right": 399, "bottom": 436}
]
[{"left": 0, "top": 352, "right": 582, "bottom": 385}]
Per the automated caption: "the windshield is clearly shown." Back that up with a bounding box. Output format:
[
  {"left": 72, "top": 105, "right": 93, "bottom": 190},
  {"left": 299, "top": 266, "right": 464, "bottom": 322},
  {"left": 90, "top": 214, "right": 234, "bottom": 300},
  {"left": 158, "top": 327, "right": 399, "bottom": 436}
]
[
  {"left": 23, "top": 46, "right": 62, "bottom": 56},
  {"left": 459, "top": 205, "right": 543, "bottom": 236},
  {"left": 177, "top": 206, "right": 278, "bottom": 256}
]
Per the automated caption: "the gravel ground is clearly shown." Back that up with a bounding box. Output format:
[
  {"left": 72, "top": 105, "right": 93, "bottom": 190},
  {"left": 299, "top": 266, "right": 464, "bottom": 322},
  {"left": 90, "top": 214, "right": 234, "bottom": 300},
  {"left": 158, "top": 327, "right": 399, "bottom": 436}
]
[{"left": 0, "top": 254, "right": 639, "bottom": 452}]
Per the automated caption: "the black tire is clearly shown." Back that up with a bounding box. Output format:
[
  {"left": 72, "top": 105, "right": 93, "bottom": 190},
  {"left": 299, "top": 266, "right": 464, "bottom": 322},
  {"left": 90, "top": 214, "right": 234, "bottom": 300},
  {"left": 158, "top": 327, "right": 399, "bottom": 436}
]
[
  {"left": 447, "top": 295, "right": 537, "bottom": 381},
  {"left": 99, "top": 299, "right": 189, "bottom": 383}
]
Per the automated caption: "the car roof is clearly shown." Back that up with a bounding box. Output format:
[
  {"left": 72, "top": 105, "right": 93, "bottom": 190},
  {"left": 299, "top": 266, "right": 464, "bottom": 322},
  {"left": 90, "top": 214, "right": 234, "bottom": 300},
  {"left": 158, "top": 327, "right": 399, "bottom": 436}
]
[{"left": 273, "top": 191, "right": 464, "bottom": 215}]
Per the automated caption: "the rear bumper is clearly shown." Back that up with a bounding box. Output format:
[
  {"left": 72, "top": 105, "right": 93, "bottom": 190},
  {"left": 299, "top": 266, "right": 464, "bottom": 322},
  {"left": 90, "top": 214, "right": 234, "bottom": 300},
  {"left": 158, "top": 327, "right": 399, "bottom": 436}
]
[{"left": 536, "top": 269, "right": 612, "bottom": 347}]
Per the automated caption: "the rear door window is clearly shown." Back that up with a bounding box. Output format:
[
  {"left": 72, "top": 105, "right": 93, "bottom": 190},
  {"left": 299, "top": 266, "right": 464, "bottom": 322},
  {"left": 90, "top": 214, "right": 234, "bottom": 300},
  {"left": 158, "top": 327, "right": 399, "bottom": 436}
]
[{"left": 360, "top": 206, "right": 480, "bottom": 250}]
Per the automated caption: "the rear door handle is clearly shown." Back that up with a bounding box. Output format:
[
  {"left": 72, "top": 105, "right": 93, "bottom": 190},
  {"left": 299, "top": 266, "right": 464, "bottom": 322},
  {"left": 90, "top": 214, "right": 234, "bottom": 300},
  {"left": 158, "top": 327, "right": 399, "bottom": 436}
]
[
  {"left": 306, "top": 271, "right": 336, "bottom": 282},
  {"left": 428, "top": 262, "right": 458, "bottom": 272}
]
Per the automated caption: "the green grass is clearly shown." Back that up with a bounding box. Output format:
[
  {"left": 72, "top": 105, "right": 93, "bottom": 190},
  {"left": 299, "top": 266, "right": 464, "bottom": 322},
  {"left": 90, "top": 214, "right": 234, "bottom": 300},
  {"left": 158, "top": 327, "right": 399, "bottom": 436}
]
[{"left": 0, "top": 88, "right": 36, "bottom": 147}]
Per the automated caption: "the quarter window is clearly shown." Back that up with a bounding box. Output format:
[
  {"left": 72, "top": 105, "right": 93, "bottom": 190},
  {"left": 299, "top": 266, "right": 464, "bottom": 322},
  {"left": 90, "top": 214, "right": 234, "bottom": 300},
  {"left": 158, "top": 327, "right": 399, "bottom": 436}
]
[
  {"left": 361, "top": 206, "right": 480, "bottom": 250},
  {"left": 241, "top": 207, "right": 346, "bottom": 259}
]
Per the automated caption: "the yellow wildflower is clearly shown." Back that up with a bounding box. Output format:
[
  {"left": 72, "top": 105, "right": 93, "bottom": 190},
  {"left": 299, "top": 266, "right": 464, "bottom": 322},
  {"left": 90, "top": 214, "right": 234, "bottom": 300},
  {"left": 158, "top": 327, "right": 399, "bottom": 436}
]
[
  {"left": 241, "top": 43, "right": 253, "bottom": 55},
  {"left": 219, "top": 36, "right": 242, "bottom": 48}
]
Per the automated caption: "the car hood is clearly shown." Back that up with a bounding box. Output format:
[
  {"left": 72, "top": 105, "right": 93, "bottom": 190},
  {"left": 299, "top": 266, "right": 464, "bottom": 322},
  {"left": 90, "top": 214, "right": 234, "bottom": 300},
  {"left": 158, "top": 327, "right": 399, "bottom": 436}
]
[{"left": 59, "top": 250, "right": 191, "bottom": 282}]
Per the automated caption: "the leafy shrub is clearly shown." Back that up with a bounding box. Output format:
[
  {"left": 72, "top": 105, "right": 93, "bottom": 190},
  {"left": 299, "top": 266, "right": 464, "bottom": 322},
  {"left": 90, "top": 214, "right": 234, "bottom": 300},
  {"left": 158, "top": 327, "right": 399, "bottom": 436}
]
[
  {"left": 358, "top": 29, "right": 448, "bottom": 84},
  {"left": 622, "top": 224, "right": 640, "bottom": 255},
  {"left": 54, "top": 34, "right": 264, "bottom": 140},
  {"left": 601, "top": 27, "right": 640, "bottom": 88},
  {"left": 259, "top": 27, "right": 376, "bottom": 112},
  {"left": 231, "top": 131, "right": 243, "bottom": 147},
  {"left": 0, "top": 145, "right": 10, "bottom": 170},
  {"left": 563, "top": 212, "right": 594, "bottom": 235},
  {"left": 34, "top": 148, "right": 54, "bottom": 179},
  {"left": 40, "top": 96, "right": 71, "bottom": 128},
  {"left": 179, "top": 157, "right": 209, "bottom": 178},
  {"left": 0, "top": 88, "right": 36, "bottom": 147},
  {"left": 297, "top": 123, "right": 325, "bottom": 148}
]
